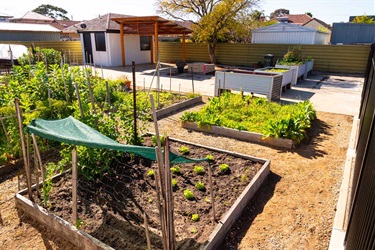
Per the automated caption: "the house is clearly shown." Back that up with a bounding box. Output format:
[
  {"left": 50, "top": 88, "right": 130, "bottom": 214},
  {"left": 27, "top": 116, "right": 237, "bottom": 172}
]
[
  {"left": 9, "top": 11, "right": 54, "bottom": 24},
  {"left": 50, "top": 20, "right": 81, "bottom": 40},
  {"left": 64, "top": 13, "right": 192, "bottom": 66},
  {"left": 0, "top": 12, "right": 13, "bottom": 22},
  {"left": 330, "top": 22, "right": 375, "bottom": 44},
  {"left": 251, "top": 22, "right": 328, "bottom": 44},
  {"left": 0, "top": 22, "right": 61, "bottom": 41},
  {"left": 275, "top": 14, "right": 312, "bottom": 25},
  {"left": 303, "top": 18, "right": 332, "bottom": 44}
]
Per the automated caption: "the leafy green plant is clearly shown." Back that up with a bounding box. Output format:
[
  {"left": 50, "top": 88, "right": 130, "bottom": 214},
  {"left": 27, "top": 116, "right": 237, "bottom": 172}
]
[
  {"left": 172, "top": 179, "right": 178, "bottom": 188},
  {"left": 41, "top": 162, "right": 58, "bottom": 208},
  {"left": 170, "top": 165, "right": 181, "bottom": 174},
  {"left": 193, "top": 165, "right": 204, "bottom": 175},
  {"left": 75, "top": 218, "right": 83, "bottom": 229},
  {"left": 278, "top": 45, "right": 304, "bottom": 65},
  {"left": 195, "top": 181, "right": 205, "bottom": 191},
  {"left": 152, "top": 134, "right": 166, "bottom": 146},
  {"left": 184, "top": 188, "right": 195, "bottom": 200},
  {"left": 191, "top": 213, "right": 199, "bottom": 222},
  {"left": 179, "top": 145, "right": 190, "bottom": 155},
  {"left": 219, "top": 163, "right": 230, "bottom": 173},
  {"left": 205, "top": 154, "right": 214, "bottom": 161}
]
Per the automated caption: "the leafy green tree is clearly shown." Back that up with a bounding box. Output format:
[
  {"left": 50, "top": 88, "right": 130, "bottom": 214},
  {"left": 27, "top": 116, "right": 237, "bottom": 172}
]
[
  {"left": 270, "top": 8, "right": 289, "bottom": 18},
  {"left": 156, "top": 0, "right": 259, "bottom": 63},
  {"left": 33, "top": 4, "right": 70, "bottom": 20},
  {"left": 352, "top": 15, "right": 375, "bottom": 24},
  {"left": 305, "top": 12, "right": 313, "bottom": 17}
]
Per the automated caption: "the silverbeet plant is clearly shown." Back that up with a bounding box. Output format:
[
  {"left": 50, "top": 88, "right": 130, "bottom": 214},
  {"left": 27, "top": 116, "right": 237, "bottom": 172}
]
[{"left": 184, "top": 188, "right": 195, "bottom": 200}]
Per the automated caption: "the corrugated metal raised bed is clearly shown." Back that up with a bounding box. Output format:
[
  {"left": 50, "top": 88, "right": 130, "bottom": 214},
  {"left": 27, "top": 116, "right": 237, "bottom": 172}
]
[
  {"left": 254, "top": 67, "right": 296, "bottom": 88},
  {"left": 275, "top": 63, "right": 307, "bottom": 82},
  {"left": 214, "top": 70, "right": 282, "bottom": 101}
]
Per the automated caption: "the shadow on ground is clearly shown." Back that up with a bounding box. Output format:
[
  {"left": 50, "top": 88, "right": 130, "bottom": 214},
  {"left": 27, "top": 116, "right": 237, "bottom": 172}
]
[{"left": 218, "top": 171, "right": 282, "bottom": 250}]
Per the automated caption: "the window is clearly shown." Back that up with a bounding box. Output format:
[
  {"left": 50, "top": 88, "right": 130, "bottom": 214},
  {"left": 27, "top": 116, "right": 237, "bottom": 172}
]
[
  {"left": 140, "top": 36, "right": 151, "bottom": 51},
  {"left": 95, "top": 32, "right": 106, "bottom": 51}
]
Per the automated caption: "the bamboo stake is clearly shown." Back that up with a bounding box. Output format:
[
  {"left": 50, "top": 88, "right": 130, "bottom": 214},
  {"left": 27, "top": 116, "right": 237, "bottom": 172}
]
[
  {"left": 208, "top": 162, "right": 216, "bottom": 222},
  {"left": 153, "top": 151, "right": 166, "bottom": 250},
  {"left": 72, "top": 148, "right": 78, "bottom": 225},
  {"left": 14, "top": 98, "right": 33, "bottom": 201},
  {"left": 26, "top": 134, "right": 31, "bottom": 188},
  {"left": 31, "top": 134, "right": 45, "bottom": 183},
  {"left": 132, "top": 61, "right": 137, "bottom": 144},
  {"left": 60, "top": 59, "right": 70, "bottom": 103},
  {"left": 84, "top": 65, "right": 96, "bottom": 113},
  {"left": 34, "top": 149, "right": 40, "bottom": 196},
  {"left": 144, "top": 212, "right": 152, "bottom": 250},
  {"left": 74, "top": 82, "right": 84, "bottom": 118}
]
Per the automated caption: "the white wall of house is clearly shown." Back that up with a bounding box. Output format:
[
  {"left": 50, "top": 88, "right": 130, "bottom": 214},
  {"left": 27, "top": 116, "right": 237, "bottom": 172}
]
[
  {"left": 80, "top": 32, "right": 152, "bottom": 67},
  {"left": 304, "top": 20, "right": 331, "bottom": 44}
]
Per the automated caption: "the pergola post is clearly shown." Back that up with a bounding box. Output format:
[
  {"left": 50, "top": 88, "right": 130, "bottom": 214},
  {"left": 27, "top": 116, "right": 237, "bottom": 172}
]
[
  {"left": 120, "top": 23, "right": 125, "bottom": 67},
  {"left": 154, "top": 21, "right": 159, "bottom": 64},
  {"left": 182, "top": 33, "right": 186, "bottom": 62}
]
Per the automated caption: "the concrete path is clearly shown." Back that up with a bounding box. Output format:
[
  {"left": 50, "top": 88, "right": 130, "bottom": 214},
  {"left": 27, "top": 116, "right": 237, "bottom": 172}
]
[{"left": 97, "top": 64, "right": 364, "bottom": 117}]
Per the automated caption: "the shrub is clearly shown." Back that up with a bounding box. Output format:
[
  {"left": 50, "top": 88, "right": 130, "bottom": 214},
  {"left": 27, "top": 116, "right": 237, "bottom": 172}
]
[
  {"left": 193, "top": 165, "right": 204, "bottom": 175},
  {"left": 184, "top": 188, "right": 195, "bottom": 200}
]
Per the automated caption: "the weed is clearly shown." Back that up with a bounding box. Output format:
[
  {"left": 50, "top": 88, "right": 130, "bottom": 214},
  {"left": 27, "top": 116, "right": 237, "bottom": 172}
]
[{"left": 75, "top": 218, "right": 83, "bottom": 229}]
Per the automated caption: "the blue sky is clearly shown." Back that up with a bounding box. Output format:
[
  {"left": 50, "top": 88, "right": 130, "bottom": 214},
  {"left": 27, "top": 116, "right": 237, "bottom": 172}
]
[{"left": 1, "top": 0, "right": 374, "bottom": 25}]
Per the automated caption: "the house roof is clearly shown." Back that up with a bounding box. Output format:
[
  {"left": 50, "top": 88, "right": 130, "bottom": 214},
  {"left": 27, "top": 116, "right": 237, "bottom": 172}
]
[
  {"left": 50, "top": 20, "right": 81, "bottom": 31},
  {"left": 63, "top": 13, "right": 132, "bottom": 33},
  {"left": 276, "top": 14, "right": 312, "bottom": 25},
  {"left": 0, "top": 12, "right": 13, "bottom": 18},
  {"left": 0, "top": 22, "right": 60, "bottom": 32},
  {"left": 111, "top": 16, "right": 193, "bottom": 35},
  {"left": 303, "top": 18, "right": 332, "bottom": 30},
  {"left": 252, "top": 22, "right": 324, "bottom": 33},
  {"left": 10, "top": 11, "right": 54, "bottom": 22},
  {"left": 64, "top": 13, "right": 193, "bottom": 35}
]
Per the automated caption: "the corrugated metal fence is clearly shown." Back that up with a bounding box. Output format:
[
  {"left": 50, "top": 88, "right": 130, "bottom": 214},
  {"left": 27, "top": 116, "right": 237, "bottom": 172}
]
[
  {"left": 160, "top": 42, "right": 371, "bottom": 74},
  {"left": 345, "top": 43, "right": 375, "bottom": 249},
  {"left": 2, "top": 41, "right": 82, "bottom": 64}
]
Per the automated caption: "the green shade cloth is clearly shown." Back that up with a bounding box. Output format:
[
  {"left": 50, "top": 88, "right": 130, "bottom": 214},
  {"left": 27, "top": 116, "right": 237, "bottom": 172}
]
[{"left": 26, "top": 116, "right": 208, "bottom": 164}]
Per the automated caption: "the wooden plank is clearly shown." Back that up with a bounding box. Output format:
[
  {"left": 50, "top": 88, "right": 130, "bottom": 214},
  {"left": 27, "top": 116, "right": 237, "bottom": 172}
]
[{"left": 155, "top": 96, "right": 203, "bottom": 119}]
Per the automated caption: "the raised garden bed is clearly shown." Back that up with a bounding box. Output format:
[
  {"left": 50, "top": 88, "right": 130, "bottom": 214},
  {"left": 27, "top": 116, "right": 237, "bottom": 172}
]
[
  {"left": 214, "top": 70, "right": 282, "bottom": 101},
  {"left": 254, "top": 67, "right": 296, "bottom": 88},
  {"left": 181, "top": 121, "right": 293, "bottom": 149},
  {"left": 275, "top": 63, "right": 307, "bottom": 82},
  {"left": 15, "top": 136, "right": 270, "bottom": 250},
  {"left": 155, "top": 96, "right": 203, "bottom": 119}
]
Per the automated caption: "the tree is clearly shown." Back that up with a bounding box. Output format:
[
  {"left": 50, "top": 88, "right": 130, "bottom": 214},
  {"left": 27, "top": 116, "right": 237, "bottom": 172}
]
[
  {"left": 33, "top": 4, "right": 70, "bottom": 20},
  {"left": 305, "top": 12, "right": 313, "bottom": 18},
  {"left": 270, "top": 8, "right": 289, "bottom": 18},
  {"left": 352, "top": 15, "right": 375, "bottom": 24},
  {"left": 156, "top": 0, "right": 259, "bottom": 63}
]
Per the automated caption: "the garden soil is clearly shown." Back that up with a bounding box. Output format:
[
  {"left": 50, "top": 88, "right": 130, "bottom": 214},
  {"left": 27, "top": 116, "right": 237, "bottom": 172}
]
[{"left": 0, "top": 102, "right": 353, "bottom": 249}]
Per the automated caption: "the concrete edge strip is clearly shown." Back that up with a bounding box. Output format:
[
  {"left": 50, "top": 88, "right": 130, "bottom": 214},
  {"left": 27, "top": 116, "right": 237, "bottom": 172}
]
[{"left": 329, "top": 116, "right": 359, "bottom": 249}]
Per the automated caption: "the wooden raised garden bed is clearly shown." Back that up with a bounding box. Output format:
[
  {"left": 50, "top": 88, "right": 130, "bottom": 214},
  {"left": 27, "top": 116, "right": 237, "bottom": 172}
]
[
  {"left": 214, "top": 70, "right": 282, "bottom": 101},
  {"left": 181, "top": 121, "right": 293, "bottom": 149},
  {"left": 15, "top": 137, "right": 270, "bottom": 250},
  {"left": 155, "top": 96, "right": 203, "bottom": 119}
]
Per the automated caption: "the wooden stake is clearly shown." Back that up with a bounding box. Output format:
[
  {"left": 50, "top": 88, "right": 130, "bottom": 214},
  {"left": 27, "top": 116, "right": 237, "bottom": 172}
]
[
  {"left": 31, "top": 134, "right": 45, "bottom": 183},
  {"left": 72, "top": 148, "right": 78, "bottom": 225},
  {"left": 132, "top": 61, "right": 138, "bottom": 144},
  {"left": 14, "top": 98, "right": 33, "bottom": 201},
  {"left": 144, "top": 212, "right": 152, "bottom": 250},
  {"left": 208, "top": 162, "right": 216, "bottom": 222},
  {"left": 153, "top": 151, "right": 166, "bottom": 250},
  {"left": 74, "top": 82, "right": 84, "bottom": 118},
  {"left": 34, "top": 148, "right": 40, "bottom": 196}
]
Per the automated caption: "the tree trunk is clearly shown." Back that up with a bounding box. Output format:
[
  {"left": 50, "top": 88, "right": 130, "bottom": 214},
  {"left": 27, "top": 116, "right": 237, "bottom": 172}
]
[{"left": 207, "top": 42, "right": 216, "bottom": 64}]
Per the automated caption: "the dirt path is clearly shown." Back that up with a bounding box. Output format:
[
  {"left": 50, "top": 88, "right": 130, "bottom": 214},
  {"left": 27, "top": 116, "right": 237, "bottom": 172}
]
[{"left": 0, "top": 103, "right": 352, "bottom": 249}]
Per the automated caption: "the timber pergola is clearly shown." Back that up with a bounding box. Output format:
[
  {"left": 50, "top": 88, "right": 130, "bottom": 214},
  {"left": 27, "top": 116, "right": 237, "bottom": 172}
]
[{"left": 111, "top": 16, "right": 192, "bottom": 67}]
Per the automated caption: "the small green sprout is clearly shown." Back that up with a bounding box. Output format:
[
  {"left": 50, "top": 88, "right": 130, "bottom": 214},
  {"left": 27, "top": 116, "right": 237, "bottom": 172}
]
[
  {"left": 195, "top": 181, "right": 205, "bottom": 191},
  {"left": 219, "top": 163, "right": 230, "bottom": 173},
  {"left": 147, "top": 169, "right": 155, "bottom": 178},
  {"left": 179, "top": 145, "right": 190, "bottom": 155},
  {"left": 191, "top": 228, "right": 197, "bottom": 234},
  {"left": 184, "top": 188, "right": 195, "bottom": 200},
  {"left": 240, "top": 174, "right": 249, "bottom": 182},
  {"left": 205, "top": 154, "right": 214, "bottom": 161},
  {"left": 193, "top": 165, "right": 204, "bottom": 175},
  {"left": 204, "top": 197, "right": 211, "bottom": 203},
  {"left": 148, "top": 198, "right": 153, "bottom": 203},
  {"left": 75, "top": 218, "right": 83, "bottom": 229},
  {"left": 191, "top": 213, "right": 199, "bottom": 222},
  {"left": 172, "top": 179, "right": 178, "bottom": 188},
  {"left": 170, "top": 165, "right": 181, "bottom": 174}
]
